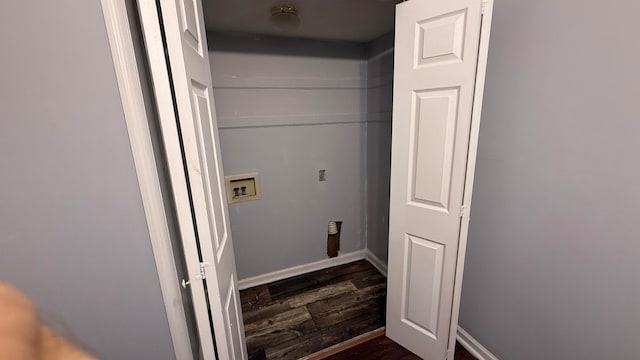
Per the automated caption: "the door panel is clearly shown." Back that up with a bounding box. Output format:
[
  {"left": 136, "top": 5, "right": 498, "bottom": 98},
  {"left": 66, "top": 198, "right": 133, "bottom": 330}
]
[
  {"left": 416, "top": 10, "right": 467, "bottom": 67},
  {"left": 224, "top": 279, "right": 244, "bottom": 359},
  {"left": 386, "top": 0, "right": 487, "bottom": 359},
  {"left": 191, "top": 81, "right": 228, "bottom": 256},
  {"left": 403, "top": 234, "right": 444, "bottom": 338},
  {"left": 411, "top": 87, "right": 459, "bottom": 211},
  {"left": 178, "top": 0, "right": 203, "bottom": 55},
  {"left": 150, "top": 0, "right": 246, "bottom": 358}
]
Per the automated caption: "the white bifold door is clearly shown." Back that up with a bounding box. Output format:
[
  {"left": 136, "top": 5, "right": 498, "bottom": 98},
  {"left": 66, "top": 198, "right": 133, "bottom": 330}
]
[
  {"left": 386, "top": 0, "right": 492, "bottom": 359},
  {"left": 137, "top": 0, "right": 246, "bottom": 359}
]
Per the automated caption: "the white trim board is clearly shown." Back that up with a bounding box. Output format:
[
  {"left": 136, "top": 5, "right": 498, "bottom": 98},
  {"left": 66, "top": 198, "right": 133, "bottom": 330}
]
[
  {"left": 218, "top": 113, "right": 366, "bottom": 129},
  {"left": 364, "top": 249, "right": 388, "bottom": 277},
  {"left": 457, "top": 327, "right": 499, "bottom": 360},
  {"left": 301, "top": 327, "right": 386, "bottom": 360},
  {"left": 99, "top": 1, "right": 192, "bottom": 359},
  {"left": 211, "top": 75, "right": 365, "bottom": 90},
  {"left": 238, "top": 250, "right": 366, "bottom": 290}
]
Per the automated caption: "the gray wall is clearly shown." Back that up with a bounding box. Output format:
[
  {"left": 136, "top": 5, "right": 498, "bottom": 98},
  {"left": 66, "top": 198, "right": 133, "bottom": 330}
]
[
  {"left": 459, "top": 0, "right": 640, "bottom": 359},
  {"left": 0, "top": 1, "right": 175, "bottom": 359},
  {"left": 365, "top": 34, "right": 394, "bottom": 264},
  {"left": 209, "top": 33, "right": 368, "bottom": 279}
]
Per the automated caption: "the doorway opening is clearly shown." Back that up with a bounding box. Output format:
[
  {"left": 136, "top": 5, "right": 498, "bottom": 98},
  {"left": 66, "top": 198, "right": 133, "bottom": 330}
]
[
  {"left": 203, "top": 1, "right": 397, "bottom": 358},
  {"left": 125, "top": 0, "right": 492, "bottom": 358}
]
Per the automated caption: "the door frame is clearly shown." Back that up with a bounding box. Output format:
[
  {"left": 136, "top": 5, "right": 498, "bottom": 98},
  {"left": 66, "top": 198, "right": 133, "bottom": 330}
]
[{"left": 101, "top": 0, "right": 494, "bottom": 358}]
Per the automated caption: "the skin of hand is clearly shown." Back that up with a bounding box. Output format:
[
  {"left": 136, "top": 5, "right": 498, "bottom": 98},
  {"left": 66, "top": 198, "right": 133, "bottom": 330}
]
[{"left": 0, "top": 282, "right": 94, "bottom": 360}]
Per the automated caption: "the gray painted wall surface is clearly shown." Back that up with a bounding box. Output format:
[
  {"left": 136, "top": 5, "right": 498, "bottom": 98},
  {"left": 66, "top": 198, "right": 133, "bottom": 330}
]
[
  {"left": 365, "top": 40, "right": 393, "bottom": 264},
  {"left": 209, "top": 33, "right": 368, "bottom": 279},
  {"left": 0, "top": 2, "right": 175, "bottom": 359},
  {"left": 366, "top": 31, "right": 394, "bottom": 59},
  {"left": 459, "top": 1, "right": 640, "bottom": 359}
]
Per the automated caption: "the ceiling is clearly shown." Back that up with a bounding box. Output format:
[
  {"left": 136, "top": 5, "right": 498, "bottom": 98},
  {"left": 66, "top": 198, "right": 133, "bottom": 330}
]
[{"left": 203, "top": 0, "right": 400, "bottom": 43}]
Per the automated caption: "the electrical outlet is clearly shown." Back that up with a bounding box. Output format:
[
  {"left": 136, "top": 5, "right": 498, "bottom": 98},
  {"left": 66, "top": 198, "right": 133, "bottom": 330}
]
[{"left": 319, "top": 169, "right": 326, "bottom": 181}]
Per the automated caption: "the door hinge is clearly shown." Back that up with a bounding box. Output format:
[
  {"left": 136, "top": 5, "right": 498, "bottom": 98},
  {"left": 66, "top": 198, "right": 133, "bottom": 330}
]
[
  {"left": 460, "top": 205, "right": 469, "bottom": 219},
  {"left": 198, "top": 262, "right": 209, "bottom": 279},
  {"left": 181, "top": 262, "right": 210, "bottom": 288}
]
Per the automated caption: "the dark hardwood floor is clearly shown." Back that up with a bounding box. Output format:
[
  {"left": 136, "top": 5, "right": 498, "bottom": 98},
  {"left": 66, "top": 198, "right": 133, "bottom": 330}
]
[
  {"left": 240, "top": 260, "right": 476, "bottom": 360},
  {"left": 324, "top": 336, "right": 476, "bottom": 360},
  {"left": 240, "top": 260, "right": 386, "bottom": 360}
]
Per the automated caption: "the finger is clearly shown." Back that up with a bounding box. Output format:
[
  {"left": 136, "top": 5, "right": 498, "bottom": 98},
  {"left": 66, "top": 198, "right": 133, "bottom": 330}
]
[
  {"left": 41, "top": 326, "right": 95, "bottom": 360},
  {"left": 0, "top": 282, "right": 41, "bottom": 360}
]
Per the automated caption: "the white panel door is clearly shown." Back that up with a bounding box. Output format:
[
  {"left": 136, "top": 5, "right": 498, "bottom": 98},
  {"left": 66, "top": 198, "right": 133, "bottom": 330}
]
[
  {"left": 149, "top": 0, "right": 246, "bottom": 359},
  {"left": 386, "top": 0, "right": 490, "bottom": 359}
]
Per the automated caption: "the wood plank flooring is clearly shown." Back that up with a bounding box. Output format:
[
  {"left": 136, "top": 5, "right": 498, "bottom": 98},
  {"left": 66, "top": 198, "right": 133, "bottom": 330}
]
[
  {"left": 323, "top": 336, "right": 476, "bottom": 360},
  {"left": 240, "top": 260, "right": 387, "bottom": 360},
  {"left": 240, "top": 260, "right": 476, "bottom": 360}
]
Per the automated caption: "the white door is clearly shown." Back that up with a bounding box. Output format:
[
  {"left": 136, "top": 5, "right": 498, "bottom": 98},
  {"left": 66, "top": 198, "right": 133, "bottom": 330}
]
[
  {"left": 137, "top": 0, "right": 246, "bottom": 359},
  {"left": 386, "top": 0, "right": 491, "bottom": 359}
]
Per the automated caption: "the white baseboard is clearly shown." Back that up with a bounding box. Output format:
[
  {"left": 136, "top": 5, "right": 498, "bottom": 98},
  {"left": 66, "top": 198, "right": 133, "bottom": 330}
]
[
  {"left": 457, "top": 327, "right": 499, "bottom": 360},
  {"left": 237, "top": 250, "right": 366, "bottom": 290},
  {"left": 364, "top": 249, "right": 388, "bottom": 277}
]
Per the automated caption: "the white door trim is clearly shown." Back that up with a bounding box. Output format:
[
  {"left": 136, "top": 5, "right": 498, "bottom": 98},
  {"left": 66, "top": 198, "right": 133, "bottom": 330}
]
[
  {"left": 99, "top": 1, "right": 193, "bottom": 359},
  {"left": 447, "top": 1, "right": 493, "bottom": 358}
]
